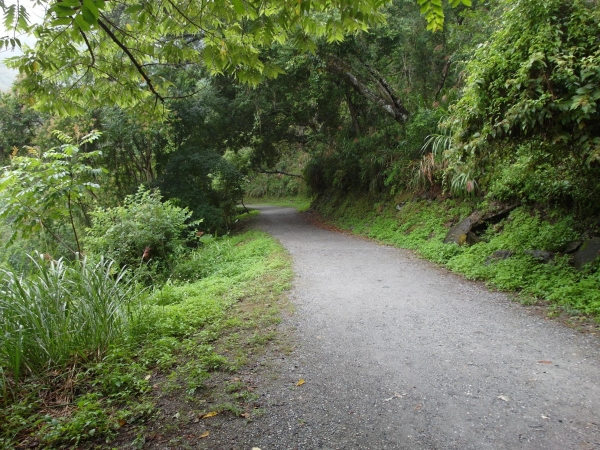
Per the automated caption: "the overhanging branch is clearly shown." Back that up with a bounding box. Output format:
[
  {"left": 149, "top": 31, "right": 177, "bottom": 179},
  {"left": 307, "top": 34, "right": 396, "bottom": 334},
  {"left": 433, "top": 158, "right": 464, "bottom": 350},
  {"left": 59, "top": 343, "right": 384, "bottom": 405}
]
[
  {"left": 326, "top": 57, "right": 409, "bottom": 123},
  {"left": 97, "top": 17, "right": 164, "bottom": 103},
  {"left": 257, "top": 169, "right": 305, "bottom": 179}
]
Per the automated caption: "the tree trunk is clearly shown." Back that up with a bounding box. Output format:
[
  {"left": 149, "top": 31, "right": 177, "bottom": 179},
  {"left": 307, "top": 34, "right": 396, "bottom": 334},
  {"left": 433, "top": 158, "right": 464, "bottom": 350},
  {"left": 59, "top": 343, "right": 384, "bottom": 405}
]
[
  {"left": 346, "top": 91, "right": 362, "bottom": 136},
  {"left": 327, "top": 58, "right": 409, "bottom": 123}
]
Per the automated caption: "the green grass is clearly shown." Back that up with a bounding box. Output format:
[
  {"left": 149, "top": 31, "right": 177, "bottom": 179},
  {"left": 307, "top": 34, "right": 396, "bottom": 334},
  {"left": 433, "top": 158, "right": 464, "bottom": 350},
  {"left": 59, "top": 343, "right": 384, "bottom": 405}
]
[
  {"left": 314, "top": 192, "right": 600, "bottom": 319},
  {"left": 246, "top": 195, "right": 313, "bottom": 212},
  {"left": 0, "top": 230, "right": 293, "bottom": 448}
]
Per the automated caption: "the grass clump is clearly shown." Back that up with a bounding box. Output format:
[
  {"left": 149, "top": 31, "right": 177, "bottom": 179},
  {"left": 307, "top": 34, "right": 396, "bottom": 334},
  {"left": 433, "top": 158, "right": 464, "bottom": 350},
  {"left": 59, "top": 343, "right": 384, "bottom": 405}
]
[
  {"left": 314, "top": 192, "right": 600, "bottom": 319},
  {"left": 0, "top": 230, "right": 293, "bottom": 448},
  {"left": 0, "top": 255, "right": 134, "bottom": 387}
]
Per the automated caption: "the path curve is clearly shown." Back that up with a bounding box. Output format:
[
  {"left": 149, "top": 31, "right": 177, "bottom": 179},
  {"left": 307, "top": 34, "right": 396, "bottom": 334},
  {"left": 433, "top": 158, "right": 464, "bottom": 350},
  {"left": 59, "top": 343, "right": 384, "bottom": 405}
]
[{"left": 231, "top": 206, "right": 600, "bottom": 449}]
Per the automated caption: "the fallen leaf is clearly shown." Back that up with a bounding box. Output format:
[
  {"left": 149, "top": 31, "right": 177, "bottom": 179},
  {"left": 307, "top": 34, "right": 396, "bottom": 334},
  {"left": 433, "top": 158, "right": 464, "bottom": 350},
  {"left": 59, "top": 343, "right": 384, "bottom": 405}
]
[
  {"left": 538, "top": 360, "right": 552, "bottom": 364},
  {"left": 118, "top": 419, "right": 127, "bottom": 427},
  {"left": 384, "top": 392, "right": 405, "bottom": 402},
  {"left": 497, "top": 395, "right": 511, "bottom": 402},
  {"left": 144, "top": 374, "right": 151, "bottom": 380},
  {"left": 240, "top": 413, "right": 250, "bottom": 418},
  {"left": 414, "top": 403, "right": 423, "bottom": 411},
  {"left": 199, "top": 431, "right": 210, "bottom": 438},
  {"left": 296, "top": 379, "right": 305, "bottom": 386},
  {"left": 201, "top": 411, "right": 218, "bottom": 419}
]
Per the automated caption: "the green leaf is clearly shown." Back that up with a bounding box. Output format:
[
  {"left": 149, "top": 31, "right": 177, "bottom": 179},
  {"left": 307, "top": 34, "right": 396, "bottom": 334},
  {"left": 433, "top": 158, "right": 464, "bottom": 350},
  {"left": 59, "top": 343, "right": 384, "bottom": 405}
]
[
  {"left": 82, "top": 0, "right": 99, "bottom": 23},
  {"left": 75, "top": 13, "right": 91, "bottom": 31},
  {"left": 232, "top": 0, "right": 246, "bottom": 15},
  {"left": 51, "top": 17, "right": 74, "bottom": 27},
  {"left": 51, "top": 4, "right": 77, "bottom": 18},
  {"left": 3, "top": 4, "right": 15, "bottom": 29}
]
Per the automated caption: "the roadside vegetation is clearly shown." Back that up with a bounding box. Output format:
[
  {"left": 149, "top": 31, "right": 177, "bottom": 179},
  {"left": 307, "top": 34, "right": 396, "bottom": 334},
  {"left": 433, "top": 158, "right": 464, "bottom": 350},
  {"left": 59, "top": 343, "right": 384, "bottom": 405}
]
[
  {"left": 312, "top": 193, "right": 600, "bottom": 321},
  {"left": 0, "top": 226, "right": 292, "bottom": 448},
  {"left": 1, "top": 0, "right": 599, "bottom": 445}
]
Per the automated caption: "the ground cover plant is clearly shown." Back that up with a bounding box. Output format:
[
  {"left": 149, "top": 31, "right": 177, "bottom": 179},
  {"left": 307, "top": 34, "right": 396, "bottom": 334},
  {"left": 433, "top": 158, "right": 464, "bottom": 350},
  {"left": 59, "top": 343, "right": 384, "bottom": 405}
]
[
  {"left": 313, "top": 193, "right": 600, "bottom": 320},
  {"left": 0, "top": 230, "right": 292, "bottom": 448},
  {"left": 245, "top": 196, "right": 313, "bottom": 213}
]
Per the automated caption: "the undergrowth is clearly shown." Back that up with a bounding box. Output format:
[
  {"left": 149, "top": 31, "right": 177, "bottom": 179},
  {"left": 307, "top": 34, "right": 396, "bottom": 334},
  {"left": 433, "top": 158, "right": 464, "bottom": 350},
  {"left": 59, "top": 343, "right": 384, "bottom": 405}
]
[
  {"left": 246, "top": 195, "right": 313, "bottom": 212},
  {"left": 0, "top": 230, "right": 292, "bottom": 448},
  {"left": 313, "top": 193, "right": 600, "bottom": 319}
]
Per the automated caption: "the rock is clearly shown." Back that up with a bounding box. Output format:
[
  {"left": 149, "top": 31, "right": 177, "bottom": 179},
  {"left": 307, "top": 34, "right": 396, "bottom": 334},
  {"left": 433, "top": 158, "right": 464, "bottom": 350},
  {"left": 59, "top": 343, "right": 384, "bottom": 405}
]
[
  {"left": 415, "top": 191, "right": 437, "bottom": 201},
  {"left": 563, "top": 241, "right": 582, "bottom": 254},
  {"left": 524, "top": 250, "right": 555, "bottom": 264},
  {"left": 444, "top": 204, "right": 517, "bottom": 246},
  {"left": 573, "top": 238, "right": 600, "bottom": 270},
  {"left": 444, "top": 213, "right": 482, "bottom": 245},
  {"left": 493, "top": 249, "right": 514, "bottom": 259},
  {"left": 466, "top": 231, "right": 481, "bottom": 246},
  {"left": 395, "top": 202, "right": 406, "bottom": 211},
  {"left": 485, "top": 250, "right": 514, "bottom": 265}
]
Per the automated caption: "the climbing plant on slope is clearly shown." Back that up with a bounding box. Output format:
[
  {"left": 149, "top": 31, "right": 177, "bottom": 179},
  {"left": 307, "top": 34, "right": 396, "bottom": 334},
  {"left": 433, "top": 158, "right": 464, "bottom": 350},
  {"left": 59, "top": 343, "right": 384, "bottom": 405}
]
[{"left": 442, "top": 0, "right": 600, "bottom": 208}]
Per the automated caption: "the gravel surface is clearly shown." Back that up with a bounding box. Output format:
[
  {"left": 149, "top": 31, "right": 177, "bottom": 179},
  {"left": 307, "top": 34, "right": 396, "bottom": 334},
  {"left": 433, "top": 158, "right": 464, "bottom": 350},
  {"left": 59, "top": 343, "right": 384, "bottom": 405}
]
[{"left": 202, "top": 205, "right": 600, "bottom": 449}]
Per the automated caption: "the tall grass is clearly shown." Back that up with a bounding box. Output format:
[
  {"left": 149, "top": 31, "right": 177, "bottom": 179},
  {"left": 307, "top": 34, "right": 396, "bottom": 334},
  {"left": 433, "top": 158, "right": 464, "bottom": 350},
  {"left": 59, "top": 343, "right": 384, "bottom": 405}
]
[{"left": 0, "top": 255, "right": 134, "bottom": 388}]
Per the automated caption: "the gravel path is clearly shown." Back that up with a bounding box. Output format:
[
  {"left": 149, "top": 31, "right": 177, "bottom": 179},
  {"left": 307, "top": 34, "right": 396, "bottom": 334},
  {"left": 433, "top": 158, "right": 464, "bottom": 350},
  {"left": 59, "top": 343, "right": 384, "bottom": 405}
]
[{"left": 214, "top": 205, "right": 600, "bottom": 449}]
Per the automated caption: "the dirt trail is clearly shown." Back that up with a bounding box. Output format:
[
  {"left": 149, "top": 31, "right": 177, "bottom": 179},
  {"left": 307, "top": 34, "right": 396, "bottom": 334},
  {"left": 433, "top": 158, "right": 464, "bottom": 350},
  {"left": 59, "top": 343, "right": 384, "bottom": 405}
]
[{"left": 211, "top": 205, "right": 600, "bottom": 449}]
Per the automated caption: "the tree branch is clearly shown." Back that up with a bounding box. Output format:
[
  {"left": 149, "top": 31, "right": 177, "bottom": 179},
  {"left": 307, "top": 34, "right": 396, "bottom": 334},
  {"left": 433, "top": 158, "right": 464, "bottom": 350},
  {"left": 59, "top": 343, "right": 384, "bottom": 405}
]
[
  {"left": 257, "top": 169, "right": 305, "bottom": 179},
  {"left": 97, "top": 18, "right": 164, "bottom": 103},
  {"left": 358, "top": 59, "right": 409, "bottom": 121},
  {"left": 326, "top": 57, "right": 409, "bottom": 123},
  {"left": 435, "top": 58, "right": 452, "bottom": 100},
  {"left": 79, "top": 29, "right": 95, "bottom": 67}
]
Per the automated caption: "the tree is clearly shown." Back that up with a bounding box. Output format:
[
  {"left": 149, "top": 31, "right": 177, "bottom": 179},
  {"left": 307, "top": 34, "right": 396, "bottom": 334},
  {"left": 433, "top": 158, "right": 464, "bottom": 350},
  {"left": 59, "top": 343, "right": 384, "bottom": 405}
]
[
  {"left": 0, "top": 91, "right": 44, "bottom": 164},
  {"left": 2, "top": 0, "right": 387, "bottom": 114},
  {"left": 0, "top": 130, "right": 104, "bottom": 255},
  {"left": 0, "top": 0, "right": 470, "bottom": 115}
]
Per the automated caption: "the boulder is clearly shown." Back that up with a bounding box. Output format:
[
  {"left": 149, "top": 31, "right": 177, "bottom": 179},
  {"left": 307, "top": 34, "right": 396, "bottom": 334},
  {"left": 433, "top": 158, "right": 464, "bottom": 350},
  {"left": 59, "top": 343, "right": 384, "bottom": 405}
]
[
  {"left": 524, "top": 250, "right": 554, "bottom": 264},
  {"left": 563, "top": 241, "right": 582, "bottom": 254},
  {"left": 444, "top": 204, "right": 517, "bottom": 246},
  {"left": 485, "top": 249, "right": 514, "bottom": 265},
  {"left": 444, "top": 212, "right": 482, "bottom": 245},
  {"left": 465, "top": 231, "right": 481, "bottom": 246},
  {"left": 573, "top": 238, "right": 600, "bottom": 270}
]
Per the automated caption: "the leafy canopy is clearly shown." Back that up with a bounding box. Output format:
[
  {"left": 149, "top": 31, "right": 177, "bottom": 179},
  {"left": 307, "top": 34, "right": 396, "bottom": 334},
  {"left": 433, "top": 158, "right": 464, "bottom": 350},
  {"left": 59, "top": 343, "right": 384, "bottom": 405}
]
[
  {"left": 1, "top": 0, "right": 466, "bottom": 114},
  {"left": 3, "top": 0, "right": 387, "bottom": 114}
]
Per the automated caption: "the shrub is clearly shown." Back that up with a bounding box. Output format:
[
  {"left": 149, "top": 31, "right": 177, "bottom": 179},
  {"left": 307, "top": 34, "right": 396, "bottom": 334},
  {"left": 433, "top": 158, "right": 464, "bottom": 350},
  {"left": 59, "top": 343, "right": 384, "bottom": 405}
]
[{"left": 85, "top": 186, "right": 196, "bottom": 278}]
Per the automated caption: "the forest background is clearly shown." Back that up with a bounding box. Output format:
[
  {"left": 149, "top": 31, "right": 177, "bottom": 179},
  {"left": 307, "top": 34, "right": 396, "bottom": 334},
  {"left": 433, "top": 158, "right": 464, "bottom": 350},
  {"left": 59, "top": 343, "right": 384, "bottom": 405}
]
[{"left": 0, "top": 0, "right": 599, "bottom": 446}]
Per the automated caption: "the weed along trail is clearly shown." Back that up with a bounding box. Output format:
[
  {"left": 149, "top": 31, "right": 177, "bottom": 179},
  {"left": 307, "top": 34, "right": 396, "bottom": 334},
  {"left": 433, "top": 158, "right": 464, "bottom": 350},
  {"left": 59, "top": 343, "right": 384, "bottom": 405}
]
[{"left": 223, "top": 205, "right": 600, "bottom": 450}]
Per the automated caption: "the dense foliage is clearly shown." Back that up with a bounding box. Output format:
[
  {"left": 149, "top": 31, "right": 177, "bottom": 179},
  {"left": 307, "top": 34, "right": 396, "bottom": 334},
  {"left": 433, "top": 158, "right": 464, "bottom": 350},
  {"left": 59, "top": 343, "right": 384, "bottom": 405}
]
[
  {"left": 1, "top": 0, "right": 600, "bottom": 445},
  {"left": 0, "top": 255, "right": 133, "bottom": 385},
  {"left": 0, "top": 130, "right": 103, "bottom": 256},
  {"left": 444, "top": 0, "right": 600, "bottom": 211},
  {"left": 85, "top": 187, "right": 196, "bottom": 279},
  {"left": 0, "top": 231, "right": 291, "bottom": 447}
]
